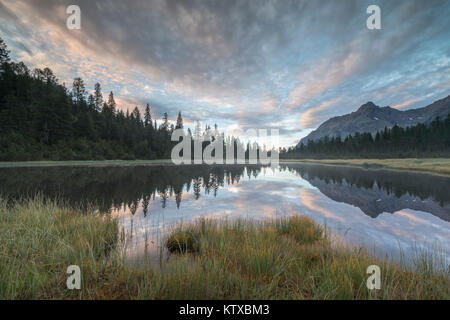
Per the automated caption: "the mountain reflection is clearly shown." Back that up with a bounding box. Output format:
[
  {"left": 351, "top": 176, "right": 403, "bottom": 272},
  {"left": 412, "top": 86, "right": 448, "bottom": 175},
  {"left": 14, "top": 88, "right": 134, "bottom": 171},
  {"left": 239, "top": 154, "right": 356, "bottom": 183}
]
[
  {"left": 0, "top": 163, "right": 449, "bottom": 222},
  {"left": 280, "top": 163, "right": 450, "bottom": 221}
]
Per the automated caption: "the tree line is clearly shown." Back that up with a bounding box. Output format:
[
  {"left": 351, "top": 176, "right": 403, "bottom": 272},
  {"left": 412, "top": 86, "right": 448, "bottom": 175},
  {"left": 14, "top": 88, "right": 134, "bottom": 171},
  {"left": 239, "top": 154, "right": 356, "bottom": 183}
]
[
  {"left": 280, "top": 115, "right": 450, "bottom": 159},
  {"left": 0, "top": 37, "right": 182, "bottom": 160},
  {"left": 0, "top": 37, "right": 263, "bottom": 161}
]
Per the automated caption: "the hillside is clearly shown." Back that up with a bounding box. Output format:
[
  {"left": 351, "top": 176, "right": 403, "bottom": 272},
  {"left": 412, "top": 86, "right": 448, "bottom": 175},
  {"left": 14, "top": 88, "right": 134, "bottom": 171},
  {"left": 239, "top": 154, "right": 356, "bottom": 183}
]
[{"left": 299, "top": 95, "right": 450, "bottom": 146}]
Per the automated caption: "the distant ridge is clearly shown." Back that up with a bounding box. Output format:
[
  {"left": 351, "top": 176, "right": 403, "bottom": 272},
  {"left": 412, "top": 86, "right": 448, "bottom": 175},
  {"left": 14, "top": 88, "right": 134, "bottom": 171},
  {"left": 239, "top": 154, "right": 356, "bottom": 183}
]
[{"left": 298, "top": 95, "right": 450, "bottom": 146}]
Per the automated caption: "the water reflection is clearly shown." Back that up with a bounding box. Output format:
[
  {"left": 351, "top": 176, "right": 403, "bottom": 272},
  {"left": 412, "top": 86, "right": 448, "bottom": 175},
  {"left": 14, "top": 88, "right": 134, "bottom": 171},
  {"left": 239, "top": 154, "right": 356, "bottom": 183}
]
[
  {"left": 281, "top": 163, "right": 450, "bottom": 221},
  {"left": 0, "top": 164, "right": 262, "bottom": 211},
  {"left": 0, "top": 163, "right": 449, "bottom": 265}
]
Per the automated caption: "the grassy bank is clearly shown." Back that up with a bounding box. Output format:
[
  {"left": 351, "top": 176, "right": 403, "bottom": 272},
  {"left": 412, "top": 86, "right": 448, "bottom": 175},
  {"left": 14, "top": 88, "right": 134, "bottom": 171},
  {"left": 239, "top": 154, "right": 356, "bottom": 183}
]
[
  {"left": 160, "top": 218, "right": 449, "bottom": 299},
  {"left": 0, "top": 159, "right": 173, "bottom": 168},
  {"left": 0, "top": 197, "right": 119, "bottom": 299},
  {"left": 282, "top": 158, "right": 450, "bottom": 176},
  {"left": 1, "top": 198, "right": 448, "bottom": 299}
]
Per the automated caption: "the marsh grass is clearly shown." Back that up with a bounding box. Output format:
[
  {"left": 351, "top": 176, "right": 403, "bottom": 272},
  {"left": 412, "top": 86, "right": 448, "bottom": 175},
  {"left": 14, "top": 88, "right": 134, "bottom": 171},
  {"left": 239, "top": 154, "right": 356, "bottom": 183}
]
[
  {"left": 283, "top": 158, "right": 450, "bottom": 176},
  {"left": 161, "top": 217, "right": 449, "bottom": 299},
  {"left": 0, "top": 198, "right": 448, "bottom": 299},
  {"left": 0, "top": 196, "right": 119, "bottom": 299},
  {"left": 0, "top": 159, "right": 174, "bottom": 168}
]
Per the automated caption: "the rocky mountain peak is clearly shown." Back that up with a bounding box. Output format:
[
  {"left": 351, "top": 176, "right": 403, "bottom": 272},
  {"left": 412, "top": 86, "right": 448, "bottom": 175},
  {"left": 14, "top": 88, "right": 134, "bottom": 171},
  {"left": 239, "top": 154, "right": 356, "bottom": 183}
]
[
  {"left": 356, "top": 101, "right": 378, "bottom": 113},
  {"left": 297, "top": 95, "right": 450, "bottom": 146}
]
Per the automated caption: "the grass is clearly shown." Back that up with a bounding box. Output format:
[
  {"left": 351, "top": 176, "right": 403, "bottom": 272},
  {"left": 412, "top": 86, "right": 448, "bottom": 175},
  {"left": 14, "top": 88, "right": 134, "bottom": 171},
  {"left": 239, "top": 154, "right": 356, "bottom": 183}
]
[
  {"left": 1, "top": 198, "right": 448, "bottom": 299},
  {"left": 0, "top": 159, "right": 173, "bottom": 168},
  {"left": 161, "top": 218, "right": 449, "bottom": 299},
  {"left": 0, "top": 196, "right": 119, "bottom": 299},
  {"left": 282, "top": 158, "right": 450, "bottom": 176}
]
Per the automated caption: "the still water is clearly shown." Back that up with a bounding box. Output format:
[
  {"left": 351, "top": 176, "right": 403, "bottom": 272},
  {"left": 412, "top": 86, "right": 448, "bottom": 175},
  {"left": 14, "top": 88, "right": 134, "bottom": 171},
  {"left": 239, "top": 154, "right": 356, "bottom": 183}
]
[{"left": 1, "top": 163, "right": 449, "bottom": 265}]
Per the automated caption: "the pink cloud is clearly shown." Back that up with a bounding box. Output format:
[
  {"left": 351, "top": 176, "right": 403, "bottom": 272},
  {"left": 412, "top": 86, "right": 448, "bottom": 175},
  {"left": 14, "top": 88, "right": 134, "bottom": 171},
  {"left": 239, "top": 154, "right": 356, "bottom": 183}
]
[{"left": 299, "top": 97, "right": 342, "bottom": 128}]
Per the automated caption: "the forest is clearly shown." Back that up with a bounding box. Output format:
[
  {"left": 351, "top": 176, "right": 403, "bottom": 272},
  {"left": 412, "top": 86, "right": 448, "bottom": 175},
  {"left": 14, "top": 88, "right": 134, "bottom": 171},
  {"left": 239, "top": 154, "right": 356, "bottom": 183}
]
[
  {"left": 0, "top": 37, "right": 194, "bottom": 161},
  {"left": 0, "top": 37, "right": 260, "bottom": 161},
  {"left": 280, "top": 115, "right": 450, "bottom": 159}
]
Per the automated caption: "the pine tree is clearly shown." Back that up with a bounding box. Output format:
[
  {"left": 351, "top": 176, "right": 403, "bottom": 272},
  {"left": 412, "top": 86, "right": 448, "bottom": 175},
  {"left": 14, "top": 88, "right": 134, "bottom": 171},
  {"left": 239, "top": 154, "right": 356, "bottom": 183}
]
[
  {"left": 132, "top": 106, "right": 142, "bottom": 126},
  {"left": 32, "top": 68, "right": 45, "bottom": 81},
  {"left": 87, "top": 94, "right": 95, "bottom": 110},
  {"left": 144, "top": 103, "right": 152, "bottom": 127},
  {"left": 107, "top": 91, "right": 116, "bottom": 113},
  {"left": 43, "top": 67, "right": 57, "bottom": 85},
  {"left": 94, "top": 82, "right": 103, "bottom": 112},
  {"left": 72, "top": 78, "right": 86, "bottom": 104},
  {"left": 11, "top": 61, "right": 29, "bottom": 76},
  {"left": 161, "top": 112, "right": 169, "bottom": 130},
  {"left": 0, "top": 37, "right": 10, "bottom": 66},
  {"left": 176, "top": 111, "right": 183, "bottom": 129}
]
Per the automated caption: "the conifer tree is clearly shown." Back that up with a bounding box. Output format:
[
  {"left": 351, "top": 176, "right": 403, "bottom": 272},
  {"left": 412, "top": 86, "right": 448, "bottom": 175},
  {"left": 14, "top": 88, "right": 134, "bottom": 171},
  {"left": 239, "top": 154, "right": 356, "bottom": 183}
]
[
  {"left": 176, "top": 111, "right": 183, "bottom": 129},
  {"left": 94, "top": 82, "right": 103, "bottom": 112},
  {"left": 0, "top": 37, "right": 10, "bottom": 66},
  {"left": 107, "top": 91, "right": 116, "bottom": 113},
  {"left": 144, "top": 103, "right": 152, "bottom": 127},
  {"left": 72, "top": 78, "right": 86, "bottom": 104},
  {"left": 133, "top": 106, "right": 142, "bottom": 126},
  {"left": 42, "top": 68, "right": 57, "bottom": 85},
  {"left": 161, "top": 112, "right": 169, "bottom": 130}
]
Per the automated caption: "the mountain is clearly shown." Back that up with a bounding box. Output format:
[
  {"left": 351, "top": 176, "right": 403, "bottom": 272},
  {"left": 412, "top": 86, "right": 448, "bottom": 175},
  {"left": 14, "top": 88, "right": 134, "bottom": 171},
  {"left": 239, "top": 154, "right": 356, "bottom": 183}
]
[{"left": 298, "top": 95, "right": 450, "bottom": 146}]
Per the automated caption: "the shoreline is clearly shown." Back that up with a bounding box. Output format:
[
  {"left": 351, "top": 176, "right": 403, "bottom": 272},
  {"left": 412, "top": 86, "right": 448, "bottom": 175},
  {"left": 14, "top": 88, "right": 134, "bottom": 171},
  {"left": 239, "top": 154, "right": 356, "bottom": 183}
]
[
  {"left": 0, "top": 158, "right": 449, "bottom": 177},
  {"left": 280, "top": 158, "right": 450, "bottom": 177},
  {"left": 0, "top": 159, "right": 174, "bottom": 168}
]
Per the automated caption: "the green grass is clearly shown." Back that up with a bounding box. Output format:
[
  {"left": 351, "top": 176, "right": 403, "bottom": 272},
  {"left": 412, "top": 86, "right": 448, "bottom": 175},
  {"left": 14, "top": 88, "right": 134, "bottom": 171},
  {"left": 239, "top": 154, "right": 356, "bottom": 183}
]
[
  {"left": 0, "top": 159, "right": 174, "bottom": 168},
  {"left": 1, "top": 198, "right": 448, "bottom": 299},
  {"left": 161, "top": 218, "right": 449, "bottom": 299},
  {"left": 282, "top": 158, "right": 450, "bottom": 176},
  {"left": 0, "top": 196, "right": 120, "bottom": 299}
]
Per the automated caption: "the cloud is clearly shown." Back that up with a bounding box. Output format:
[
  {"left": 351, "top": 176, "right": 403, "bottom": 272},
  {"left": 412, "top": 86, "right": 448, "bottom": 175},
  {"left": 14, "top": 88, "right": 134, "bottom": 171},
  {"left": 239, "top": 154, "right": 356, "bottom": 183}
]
[
  {"left": 299, "top": 98, "right": 342, "bottom": 128},
  {"left": 1, "top": 0, "right": 449, "bottom": 147},
  {"left": 286, "top": 52, "right": 363, "bottom": 111},
  {"left": 391, "top": 98, "right": 422, "bottom": 110}
]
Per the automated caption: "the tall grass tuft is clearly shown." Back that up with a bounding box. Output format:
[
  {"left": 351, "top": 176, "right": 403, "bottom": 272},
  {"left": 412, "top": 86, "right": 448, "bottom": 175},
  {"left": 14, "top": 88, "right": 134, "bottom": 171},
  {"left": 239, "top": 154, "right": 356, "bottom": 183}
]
[{"left": 0, "top": 196, "right": 119, "bottom": 299}]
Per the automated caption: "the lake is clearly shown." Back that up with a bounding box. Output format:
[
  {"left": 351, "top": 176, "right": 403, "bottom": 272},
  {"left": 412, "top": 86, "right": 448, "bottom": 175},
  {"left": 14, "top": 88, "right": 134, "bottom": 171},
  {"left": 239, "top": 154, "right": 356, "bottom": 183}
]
[{"left": 1, "top": 163, "right": 449, "bottom": 266}]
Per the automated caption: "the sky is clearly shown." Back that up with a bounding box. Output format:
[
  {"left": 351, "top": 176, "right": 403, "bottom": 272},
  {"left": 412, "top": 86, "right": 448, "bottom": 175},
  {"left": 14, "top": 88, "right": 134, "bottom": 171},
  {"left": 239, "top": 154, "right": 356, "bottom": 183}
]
[{"left": 1, "top": 0, "right": 449, "bottom": 147}]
